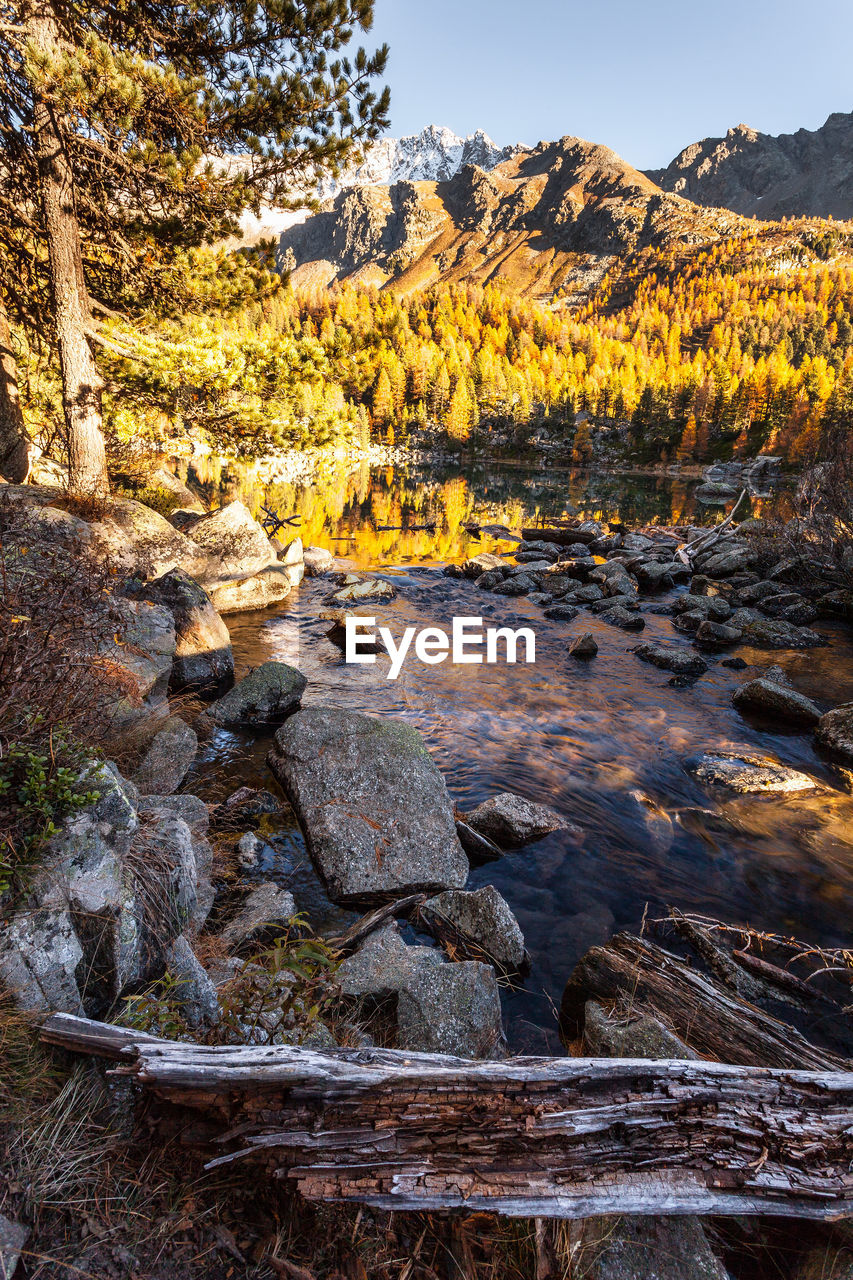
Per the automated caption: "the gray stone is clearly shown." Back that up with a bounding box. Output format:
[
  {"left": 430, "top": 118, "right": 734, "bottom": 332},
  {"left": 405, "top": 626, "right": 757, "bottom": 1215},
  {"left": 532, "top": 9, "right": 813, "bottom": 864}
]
[
  {"left": 465, "top": 791, "right": 572, "bottom": 849},
  {"left": 577, "top": 1215, "right": 731, "bottom": 1280},
  {"left": 207, "top": 661, "right": 306, "bottom": 727},
  {"left": 568, "top": 632, "right": 598, "bottom": 658},
  {"left": 475, "top": 567, "right": 507, "bottom": 589},
  {"left": 236, "top": 831, "right": 264, "bottom": 868},
  {"left": 686, "top": 751, "right": 817, "bottom": 794},
  {"left": 189, "top": 500, "right": 292, "bottom": 614},
  {"left": 584, "top": 1000, "right": 697, "bottom": 1060},
  {"left": 165, "top": 935, "right": 220, "bottom": 1027},
  {"left": 278, "top": 536, "right": 305, "bottom": 586},
  {"left": 132, "top": 716, "right": 197, "bottom": 795},
  {"left": 397, "top": 961, "right": 504, "bottom": 1059},
  {"left": 694, "top": 619, "right": 743, "bottom": 648},
  {"left": 634, "top": 643, "right": 707, "bottom": 676},
  {"left": 735, "top": 615, "right": 826, "bottom": 649},
  {"left": 815, "top": 704, "right": 853, "bottom": 766},
  {"left": 462, "top": 552, "right": 504, "bottom": 579},
  {"left": 673, "top": 593, "right": 732, "bottom": 621},
  {"left": 138, "top": 792, "right": 210, "bottom": 837},
  {"left": 634, "top": 561, "right": 674, "bottom": 591},
  {"left": 423, "top": 886, "right": 527, "bottom": 972},
  {"left": 218, "top": 883, "right": 297, "bottom": 953},
  {"left": 0, "top": 1214, "right": 30, "bottom": 1280},
  {"left": 570, "top": 582, "right": 605, "bottom": 603},
  {"left": 132, "top": 568, "right": 233, "bottom": 692},
  {"left": 733, "top": 678, "right": 822, "bottom": 726},
  {"left": 0, "top": 908, "right": 84, "bottom": 1014},
  {"left": 87, "top": 495, "right": 206, "bottom": 580},
  {"left": 303, "top": 545, "right": 334, "bottom": 575},
  {"left": 492, "top": 574, "right": 537, "bottom": 595},
  {"left": 599, "top": 605, "right": 645, "bottom": 630},
  {"left": 527, "top": 591, "right": 553, "bottom": 607},
  {"left": 268, "top": 707, "right": 468, "bottom": 905},
  {"left": 545, "top": 603, "right": 580, "bottom": 621},
  {"left": 107, "top": 599, "right": 176, "bottom": 719},
  {"left": 336, "top": 922, "right": 443, "bottom": 998}
]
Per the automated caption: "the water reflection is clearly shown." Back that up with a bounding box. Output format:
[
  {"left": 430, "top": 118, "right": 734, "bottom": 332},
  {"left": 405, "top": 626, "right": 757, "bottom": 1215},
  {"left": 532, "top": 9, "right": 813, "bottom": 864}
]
[{"left": 183, "top": 460, "right": 838, "bottom": 1055}]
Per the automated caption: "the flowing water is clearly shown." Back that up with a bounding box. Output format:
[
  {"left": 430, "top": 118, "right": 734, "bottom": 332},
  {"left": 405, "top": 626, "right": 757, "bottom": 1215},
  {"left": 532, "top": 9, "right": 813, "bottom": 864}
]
[{"left": 183, "top": 458, "right": 853, "bottom": 1053}]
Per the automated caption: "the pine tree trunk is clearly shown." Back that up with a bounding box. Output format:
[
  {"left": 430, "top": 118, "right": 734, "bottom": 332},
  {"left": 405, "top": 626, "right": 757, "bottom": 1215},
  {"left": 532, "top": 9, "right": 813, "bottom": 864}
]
[
  {"left": 0, "top": 294, "right": 29, "bottom": 482},
  {"left": 27, "top": 5, "right": 109, "bottom": 496}
]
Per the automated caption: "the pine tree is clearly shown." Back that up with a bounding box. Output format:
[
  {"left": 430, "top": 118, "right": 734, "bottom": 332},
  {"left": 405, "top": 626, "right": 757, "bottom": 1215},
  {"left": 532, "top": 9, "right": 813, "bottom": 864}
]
[
  {"left": 445, "top": 382, "right": 471, "bottom": 442},
  {"left": 372, "top": 367, "right": 393, "bottom": 426},
  {"left": 0, "top": 0, "right": 389, "bottom": 492}
]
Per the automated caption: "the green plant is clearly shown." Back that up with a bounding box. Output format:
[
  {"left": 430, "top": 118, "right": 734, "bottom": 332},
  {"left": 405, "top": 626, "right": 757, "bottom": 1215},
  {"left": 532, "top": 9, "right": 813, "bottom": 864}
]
[{"left": 0, "top": 731, "right": 100, "bottom": 893}]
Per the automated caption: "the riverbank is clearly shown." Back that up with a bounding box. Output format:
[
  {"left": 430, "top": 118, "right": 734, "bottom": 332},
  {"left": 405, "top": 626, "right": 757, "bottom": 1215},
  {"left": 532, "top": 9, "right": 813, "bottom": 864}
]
[{"left": 1, "top": 468, "right": 853, "bottom": 1279}]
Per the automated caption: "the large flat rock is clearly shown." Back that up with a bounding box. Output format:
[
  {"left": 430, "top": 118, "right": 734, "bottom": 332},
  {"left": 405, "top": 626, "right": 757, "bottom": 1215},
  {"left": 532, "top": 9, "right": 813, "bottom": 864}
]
[{"left": 267, "top": 707, "right": 468, "bottom": 905}]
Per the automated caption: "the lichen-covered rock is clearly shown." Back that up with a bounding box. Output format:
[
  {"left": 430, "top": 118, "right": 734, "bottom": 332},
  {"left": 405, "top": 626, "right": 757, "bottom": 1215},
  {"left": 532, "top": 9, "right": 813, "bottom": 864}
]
[
  {"left": 465, "top": 791, "right": 571, "bottom": 849},
  {"left": 131, "top": 567, "right": 233, "bottom": 692},
  {"left": 397, "top": 961, "right": 504, "bottom": 1059},
  {"left": 132, "top": 716, "right": 197, "bottom": 795},
  {"left": 423, "top": 886, "right": 527, "bottom": 972},
  {"left": 268, "top": 707, "right": 468, "bottom": 905},
  {"left": 815, "top": 703, "right": 853, "bottom": 766},
  {"left": 0, "top": 908, "right": 85, "bottom": 1014},
  {"left": 207, "top": 661, "right": 306, "bottom": 727},
  {"left": 165, "top": 935, "right": 220, "bottom": 1028},
  {"left": 218, "top": 883, "right": 297, "bottom": 953},
  {"left": 336, "top": 922, "right": 443, "bottom": 998},
  {"left": 733, "top": 678, "right": 822, "bottom": 726},
  {"left": 686, "top": 751, "right": 817, "bottom": 794},
  {"left": 0, "top": 1214, "right": 30, "bottom": 1280}
]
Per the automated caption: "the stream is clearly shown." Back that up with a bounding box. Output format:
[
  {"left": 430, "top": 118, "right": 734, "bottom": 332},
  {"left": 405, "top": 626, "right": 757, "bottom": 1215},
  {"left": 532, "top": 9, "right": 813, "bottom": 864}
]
[{"left": 183, "top": 458, "right": 853, "bottom": 1054}]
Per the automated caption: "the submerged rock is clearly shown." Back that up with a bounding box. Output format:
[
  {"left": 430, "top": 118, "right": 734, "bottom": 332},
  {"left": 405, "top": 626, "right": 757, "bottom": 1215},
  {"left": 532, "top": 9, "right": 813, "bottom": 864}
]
[
  {"left": 465, "top": 791, "right": 572, "bottom": 849},
  {"left": 686, "top": 751, "right": 817, "bottom": 794},
  {"left": 210, "top": 786, "right": 283, "bottom": 830},
  {"left": 268, "top": 707, "right": 468, "bottom": 905},
  {"left": 815, "top": 704, "right": 853, "bottom": 766},
  {"left": 733, "top": 678, "right": 822, "bottom": 726},
  {"left": 206, "top": 661, "right": 306, "bottom": 727},
  {"left": 634, "top": 643, "right": 708, "bottom": 676},
  {"left": 422, "top": 886, "right": 527, "bottom": 972},
  {"left": 568, "top": 632, "right": 599, "bottom": 658}
]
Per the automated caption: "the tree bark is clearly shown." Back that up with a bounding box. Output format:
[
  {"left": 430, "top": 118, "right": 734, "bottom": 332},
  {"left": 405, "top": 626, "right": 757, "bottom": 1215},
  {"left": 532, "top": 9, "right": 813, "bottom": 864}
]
[
  {"left": 41, "top": 1013, "right": 853, "bottom": 1220},
  {"left": 0, "top": 294, "right": 29, "bottom": 482},
  {"left": 26, "top": 3, "right": 109, "bottom": 496}
]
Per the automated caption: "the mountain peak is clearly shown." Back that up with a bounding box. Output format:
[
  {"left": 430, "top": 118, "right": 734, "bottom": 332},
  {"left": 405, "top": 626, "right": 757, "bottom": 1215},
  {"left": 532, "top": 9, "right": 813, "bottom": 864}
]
[{"left": 318, "top": 125, "right": 522, "bottom": 195}]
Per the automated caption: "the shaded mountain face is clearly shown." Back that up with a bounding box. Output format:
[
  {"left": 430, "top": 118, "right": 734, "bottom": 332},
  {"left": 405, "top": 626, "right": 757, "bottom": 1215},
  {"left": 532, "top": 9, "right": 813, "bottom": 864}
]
[
  {"left": 648, "top": 112, "right": 853, "bottom": 220},
  {"left": 277, "top": 136, "right": 747, "bottom": 298}
]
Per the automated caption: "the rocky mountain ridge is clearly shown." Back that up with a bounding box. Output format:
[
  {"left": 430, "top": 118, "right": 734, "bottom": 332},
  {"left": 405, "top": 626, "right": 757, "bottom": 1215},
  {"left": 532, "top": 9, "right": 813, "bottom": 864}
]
[
  {"left": 276, "top": 135, "right": 751, "bottom": 298},
  {"left": 319, "top": 124, "right": 521, "bottom": 195},
  {"left": 648, "top": 110, "right": 853, "bottom": 221}
]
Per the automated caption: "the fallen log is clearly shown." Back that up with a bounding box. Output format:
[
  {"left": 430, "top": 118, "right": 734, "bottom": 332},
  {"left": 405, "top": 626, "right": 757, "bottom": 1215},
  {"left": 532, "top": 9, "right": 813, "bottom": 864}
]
[
  {"left": 521, "top": 527, "right": 596, "bottom": 546},
  {"left": 41, "top": 1013, "right": 853, "bottom": 1219},
  {"left": 560, "top": 932, "right": 850, "bottom": 1070}
]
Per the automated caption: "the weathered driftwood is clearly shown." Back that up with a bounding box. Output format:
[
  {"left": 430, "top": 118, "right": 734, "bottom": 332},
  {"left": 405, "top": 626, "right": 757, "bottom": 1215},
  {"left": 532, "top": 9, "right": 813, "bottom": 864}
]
[
  {"left": 327, "top": 894, "right": 426, "bottom": 956},
  {"left": 41, "top": 1013, "right": 853, "bottom": 1219},
  {"left": 560, "top": 932, "right": 850, "bottom": 1071}
]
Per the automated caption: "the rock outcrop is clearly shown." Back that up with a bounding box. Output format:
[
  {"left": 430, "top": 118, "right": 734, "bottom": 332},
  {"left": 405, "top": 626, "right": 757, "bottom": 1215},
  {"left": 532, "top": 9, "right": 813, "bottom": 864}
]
[{"left": 206, "top": 661, "right": 307, "bottom": 728}]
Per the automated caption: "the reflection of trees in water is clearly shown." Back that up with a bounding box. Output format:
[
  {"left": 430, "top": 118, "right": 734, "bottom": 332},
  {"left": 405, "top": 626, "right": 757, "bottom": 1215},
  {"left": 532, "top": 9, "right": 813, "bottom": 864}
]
[{"left": 188, "top": 456, "right": 791, "bottom": 566}]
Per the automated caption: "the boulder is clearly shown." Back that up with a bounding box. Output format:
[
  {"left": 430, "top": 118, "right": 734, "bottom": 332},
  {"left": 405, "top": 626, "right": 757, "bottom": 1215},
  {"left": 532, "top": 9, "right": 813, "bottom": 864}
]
[
  {"left": 132, "top": 716, "right": 198, "bottom": 795},
  {"left": 164, "top": 935, "right": 220, "bottom": 1028},
  {"left": 686, "top": 751, "right": 817, "bottom": 794},
  {"left": 583, "top": 1000, "right": 697, "bottom": 1060},
  {"left": 475, "top": 567, "right": 507, "bottom": 590},
  {"left": 634, "top": 643, "right": 707, "bottom": 676},
  {"left": 397, "top": 961, "right": 504, "bottom": 1059},
  {"left": 465, "top": 791, "right": 572, "bottom": 849},
  {"left": 568, "top": 632, "right": 598, "bottom": 658},
  {"left": 303, "top": 545, "right": 334, "bottom": 576},
  {"left": 206, "top": 661, "right": 306, "bottom": 727},
  {"left": 633, "top": 561, "right": 674, "bottom": 591},
  {"left": 0, "top": 908, "right": 85, "bottom": 1014},
  {"left": 576, "top": 1215, "right": 731, "bottom": 1280},
  {"left": 189, "top": 500, "right": 291, "bottom": 613},
  {"left": 569, "top": 582, "right": 604, "bottom": 603},
  {"left": 422, "top": 886, "right": 527, "bottom": 973},
  {"left": 268, "top": 707, "right": 468, "bottom": 905},
  {"left": 734, "top": 614, "right": 826, "bottom": 649},
  {"left": 337, "top": 923, "right": 504, "bottom": 1059},
  {"left": 107, "top": 599, "right": 176, "bottom": 722},
  {"left": 147, "top": 465, "right": 206, "bottom": 513},
  {"left": 87, "top": 496, "right": 206, "bottom": 580},
  {"left": 694, "top": 619, "right": 743, "bottom": 648},
  {"left": 673, "top": 594, "right": 732, "bottom": 621},
  {"left": 218, "top": 883, "right": 297, "bottom": 953},
  {"left": 492, "top": 575, "right": 537, "bottom": 596},
  {"left": 815, "top": 704, "right": 853, "bottom": 766},
  {"left": 132, "top": 568, "right": 233, "bottom": 692},
  {"left": 599, "top": 605, "right": 645, "bottom": 631},
  {"left": 733, "top": 679, "right": 822, "bottom": 726}
]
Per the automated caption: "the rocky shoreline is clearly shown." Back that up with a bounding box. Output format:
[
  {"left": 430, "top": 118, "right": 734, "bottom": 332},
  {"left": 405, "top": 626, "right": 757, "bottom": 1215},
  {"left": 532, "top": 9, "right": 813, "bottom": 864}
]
[{"left": 1, "top": 475, "right": 853, "bottom": 1279}]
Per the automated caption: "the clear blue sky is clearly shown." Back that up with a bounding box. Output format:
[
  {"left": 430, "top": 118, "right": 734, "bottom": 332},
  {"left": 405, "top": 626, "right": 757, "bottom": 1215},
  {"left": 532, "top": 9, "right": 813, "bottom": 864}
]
[{"left": 367, "top": 0, "right": 853, "bottom": 169}]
